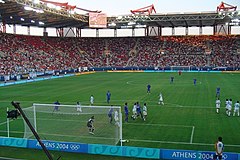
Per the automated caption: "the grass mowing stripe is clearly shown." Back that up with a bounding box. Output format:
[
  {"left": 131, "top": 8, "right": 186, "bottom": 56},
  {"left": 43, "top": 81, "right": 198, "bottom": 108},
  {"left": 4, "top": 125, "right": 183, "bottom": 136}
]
[{"left": 0, "top": 100, "right": 214, "bottom": 109}]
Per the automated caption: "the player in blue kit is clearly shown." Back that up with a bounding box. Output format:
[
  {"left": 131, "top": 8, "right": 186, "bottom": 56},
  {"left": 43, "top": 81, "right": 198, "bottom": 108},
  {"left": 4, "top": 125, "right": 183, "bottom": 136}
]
[
  {"left": 106, "top": 90, "right": 111, "bottom": 104},
  {"left": 124, "top": 102, "right": 129, "bottom": 122},
  {"left": 170, "top": 76, "right": 174, "bottom": 84},
  {"left": 136, "top": 102, "right": 143, "bottom": 119},
  {"left": 193, "top": 78, "right": 197, "bottom": 86},
  {"left": 108, "top": 106, "right": 114, "bottom": 123},
  {"left": 52, "top": 100, "right": 60, "bottom": 113},
  {"left": 216, "top": 87, "right": 220, "bottom": 98},
  {"left": 147, "top": 84, "right": 151, "bottom": 94}
]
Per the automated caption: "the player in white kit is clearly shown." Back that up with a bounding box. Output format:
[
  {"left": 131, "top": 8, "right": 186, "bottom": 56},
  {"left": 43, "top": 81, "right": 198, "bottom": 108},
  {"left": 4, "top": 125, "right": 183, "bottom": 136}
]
[
  {"left": 142, "top": 103, "right": 147, "bottom": 121},
  {"left": 114, "top": 110, "right": 120, "bottom": 127},
  {"left": 233, "top": 101, "right": 239, "bottom": 116},
  {"left": 227, "top": 99, "right": 232, "bottom": 117},
  {"left": 90, "top": 95, "right": 94, "bottom": 106},
  {"left": 213, "top": 137, "right": 224, "bottom": 160},
  {"left": 158, "top": 93, "right": 164, "bottom": 105},
  {"left": 216, "top": 98, "right": 221, "bottom": 114},
  {"left": 131, "top": 103, "right": 137, "bottom": 120},
  {"left": 225, "top": 99, "right": 229, "bottom": 115},
  {"left": 76, "top": 101, "right": 82, "bottom": 112}
]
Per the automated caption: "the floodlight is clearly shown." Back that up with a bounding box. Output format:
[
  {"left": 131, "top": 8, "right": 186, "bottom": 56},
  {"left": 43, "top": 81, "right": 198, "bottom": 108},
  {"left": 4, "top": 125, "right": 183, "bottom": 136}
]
[
  {"left": 0, "top": 0, "right": 5, "bottom": 3},
  {"left": 35, "top": 9, "right": 44, "bottom": 13},
  {"left": 10, "top": 16, "right": 13, "bottom": 19},
  {"left": 117, "top": 16, "right": 122, "bottom": 20},
  {"left": 128, "top": 21, "right": 136, "bottom": 25},
  {"left": 47, "top": 3, "right": 56, "bottom": 9},
  {"left": 232, "top": 19, "right": 240, "bottom": 22},
  {"left": 55, "top": 6, "right": 61, "bottom": 11},
  {"left": 33, "top": 0, "right": 40, "bottom": 4},
  {"left": 31, "top": 20, "right": 35, "bottom": 23},
  {"left": 21, "top": 18, "right": 25, "bottom": 21},
  {"left": 39, "top": 21, "right": 44, "bottom": 25},
  {"left": 108, "top": 22, "right": 116, "bottom": 27},
  {"left": 24, "top": 6, "right": 34, "bottom": 11},
  {"left": 135, "top": 24, "right": 146, "bottom": 28}
]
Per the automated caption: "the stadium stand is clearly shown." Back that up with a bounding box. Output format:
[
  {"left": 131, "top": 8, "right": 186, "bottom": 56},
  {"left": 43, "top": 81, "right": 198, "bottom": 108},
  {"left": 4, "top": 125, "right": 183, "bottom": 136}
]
[{"left": 0, "top": 33, "right": 240, "bottom": 76}]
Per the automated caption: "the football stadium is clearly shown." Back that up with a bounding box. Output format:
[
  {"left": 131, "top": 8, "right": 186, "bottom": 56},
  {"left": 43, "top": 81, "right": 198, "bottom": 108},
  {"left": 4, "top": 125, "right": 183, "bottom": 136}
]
[{"left": 0, "top": 0, "right": 240, "bottom": 160}]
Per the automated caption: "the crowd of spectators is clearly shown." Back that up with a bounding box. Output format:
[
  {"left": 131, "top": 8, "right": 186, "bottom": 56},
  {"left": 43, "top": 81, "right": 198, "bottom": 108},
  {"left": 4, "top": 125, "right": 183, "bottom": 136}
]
[{"left": 0, "top": 33, "right": 239, "bottom": 76}]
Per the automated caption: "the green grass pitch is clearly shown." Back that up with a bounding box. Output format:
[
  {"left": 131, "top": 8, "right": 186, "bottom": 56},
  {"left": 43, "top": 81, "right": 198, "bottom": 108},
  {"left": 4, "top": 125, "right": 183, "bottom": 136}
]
[{"left": 0, "top": 72, "right": 240, "bottom": 159}]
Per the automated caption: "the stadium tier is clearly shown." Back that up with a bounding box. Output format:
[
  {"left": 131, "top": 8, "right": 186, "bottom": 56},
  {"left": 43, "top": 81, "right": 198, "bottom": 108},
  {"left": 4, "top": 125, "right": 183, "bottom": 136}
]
[{"left": 0, "top": 33, "right": 240, "bottom": 78}]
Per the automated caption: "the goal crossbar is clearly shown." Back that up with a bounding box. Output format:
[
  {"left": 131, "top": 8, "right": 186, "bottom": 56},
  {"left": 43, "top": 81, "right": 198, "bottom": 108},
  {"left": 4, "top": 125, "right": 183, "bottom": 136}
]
[{"left": 22, "top": 103, "right": 123, "bottom": 146}]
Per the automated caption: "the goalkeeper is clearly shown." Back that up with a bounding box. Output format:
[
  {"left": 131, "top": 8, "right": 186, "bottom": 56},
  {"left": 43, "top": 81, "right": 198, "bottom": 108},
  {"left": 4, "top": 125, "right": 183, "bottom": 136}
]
[
  {"left": 52, "top": 100, "right": 60, "bottom": 113},
  {"left": 87, "top": 116, "right": 95, "bottom": 135}
]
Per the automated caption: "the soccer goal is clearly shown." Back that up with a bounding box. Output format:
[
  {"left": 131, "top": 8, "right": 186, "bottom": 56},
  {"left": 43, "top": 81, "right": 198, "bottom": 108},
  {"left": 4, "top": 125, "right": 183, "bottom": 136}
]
[
  {"left": 22, "top": 103, "right": 122, "bottom": 146},
  {"left": 170, "top": 66, "right": 191, "bottom": 71}
]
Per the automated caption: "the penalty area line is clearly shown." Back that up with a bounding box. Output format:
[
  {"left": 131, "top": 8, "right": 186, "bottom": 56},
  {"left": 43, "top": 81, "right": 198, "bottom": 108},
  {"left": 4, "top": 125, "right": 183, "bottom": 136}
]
[
  {"left": 0, "top": 157, "right": 25, "bottom": 160},
  {"left": 126, "top": 122, "right": 193, "bottom": 128},
  {"left": 190, "top": 126, "right": 195, "bottom": 144},
  {"left": 0, "top": 121, "right": 8, "bottom": 126},
  {"left": 0, "top": 119, "right": 14, "bottom": 126}
]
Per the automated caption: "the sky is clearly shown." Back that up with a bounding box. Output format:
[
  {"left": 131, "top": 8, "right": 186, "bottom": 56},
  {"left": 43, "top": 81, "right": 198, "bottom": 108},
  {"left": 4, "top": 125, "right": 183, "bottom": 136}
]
[{"left": 58, "top": 0, "right": 240, "bottom": 16}]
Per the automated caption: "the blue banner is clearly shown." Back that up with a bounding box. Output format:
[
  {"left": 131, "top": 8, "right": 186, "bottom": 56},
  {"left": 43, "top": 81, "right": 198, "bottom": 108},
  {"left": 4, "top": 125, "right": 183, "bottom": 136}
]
[
  {"left": 123, "top": 146, "right": 159, "bottom": 159},
  {"left": 88, "top": 144, "right": 160, "bottom": 159},
  {"left": 0, "top": 137, "right": 27, "bottom": 148},
  {"left": 89, "top": 144, "right": 122, "bottom": 156},
  {"left": 161, "top": 149, "right": 239, "bottom": 160},
  {"left": 0, "top": 74, "right": 75, "bottom": 87},
  {"left": 28, "top": 139, "right": 88, "bottom": 153},
  {"left": 0, "top": 137, "right": 239, "bottom": 160}
]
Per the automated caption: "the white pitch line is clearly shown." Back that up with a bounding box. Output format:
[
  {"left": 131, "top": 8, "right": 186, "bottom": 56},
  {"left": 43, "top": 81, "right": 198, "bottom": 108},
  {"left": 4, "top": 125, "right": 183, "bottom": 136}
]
[
  {"left": 0, "top": 130, "right": 23, "bottom": 134},
  {"left": 0, "top": 119, "right": 15, "bottom": 126},
  {"left": 0, "top": 130, "right": 117, "bottom": 141},
  {"left": 0, "top": 157, "right": 25, "bottom": 160},
  {"left": 29, "top": 118, "right": 112, "bottom": 125},
  {"left": 0, "top": 100, "right": 213, "bottom": 109},
  {"left": 190, "top": 126, "right": 195, "bottom": 144},
  {"left": 129, "top": 139, "right": 240, "bottom": 147},
  {"left": 0, "top": 121, "right": 8, "bottom": 126},
  {"left": 125, "top": 122, "right": 193, "bottom": 128},
  {"left": 0, "top": 130, "right": 116, "bottom": 140}
]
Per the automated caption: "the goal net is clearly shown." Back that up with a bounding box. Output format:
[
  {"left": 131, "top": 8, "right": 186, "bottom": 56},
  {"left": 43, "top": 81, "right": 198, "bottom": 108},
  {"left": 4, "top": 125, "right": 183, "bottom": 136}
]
[
  {"left": 170, "top": 66, "right": 191, "bottom": 71},
  {"left": 22, "top": 103, "right": 122, "bottom": 146}
]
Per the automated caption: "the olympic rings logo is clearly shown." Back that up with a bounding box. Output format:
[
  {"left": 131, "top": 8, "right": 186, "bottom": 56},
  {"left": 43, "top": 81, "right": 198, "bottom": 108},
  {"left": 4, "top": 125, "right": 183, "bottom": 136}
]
[
  {"left": 222, "top": 154, "right": 228, "bottom": 160},
  {"left": 70, "top": 144, "right": 80, "bottom": 150}
]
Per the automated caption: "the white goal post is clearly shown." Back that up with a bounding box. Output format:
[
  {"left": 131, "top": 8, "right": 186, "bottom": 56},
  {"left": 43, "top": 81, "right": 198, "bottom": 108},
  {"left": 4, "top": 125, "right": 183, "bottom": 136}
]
[
  {"left": 22, "top": 103, "right": 123, "bottom": 146},
  {"left": 170, "top": 66, "right": 191, "bottom": 71}
]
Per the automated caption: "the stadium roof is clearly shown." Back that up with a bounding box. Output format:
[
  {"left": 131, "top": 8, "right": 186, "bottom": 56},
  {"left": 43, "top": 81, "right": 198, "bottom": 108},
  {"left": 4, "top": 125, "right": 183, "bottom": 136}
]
[
  {"left": 108, "top": 12, "right": 232, "bottom": 28},
  {"left": 0, "top": 0, "right": 88, "bottom": 28},
  {"left": 0, "top": 0, "right": 239, "bottom": 28}
]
